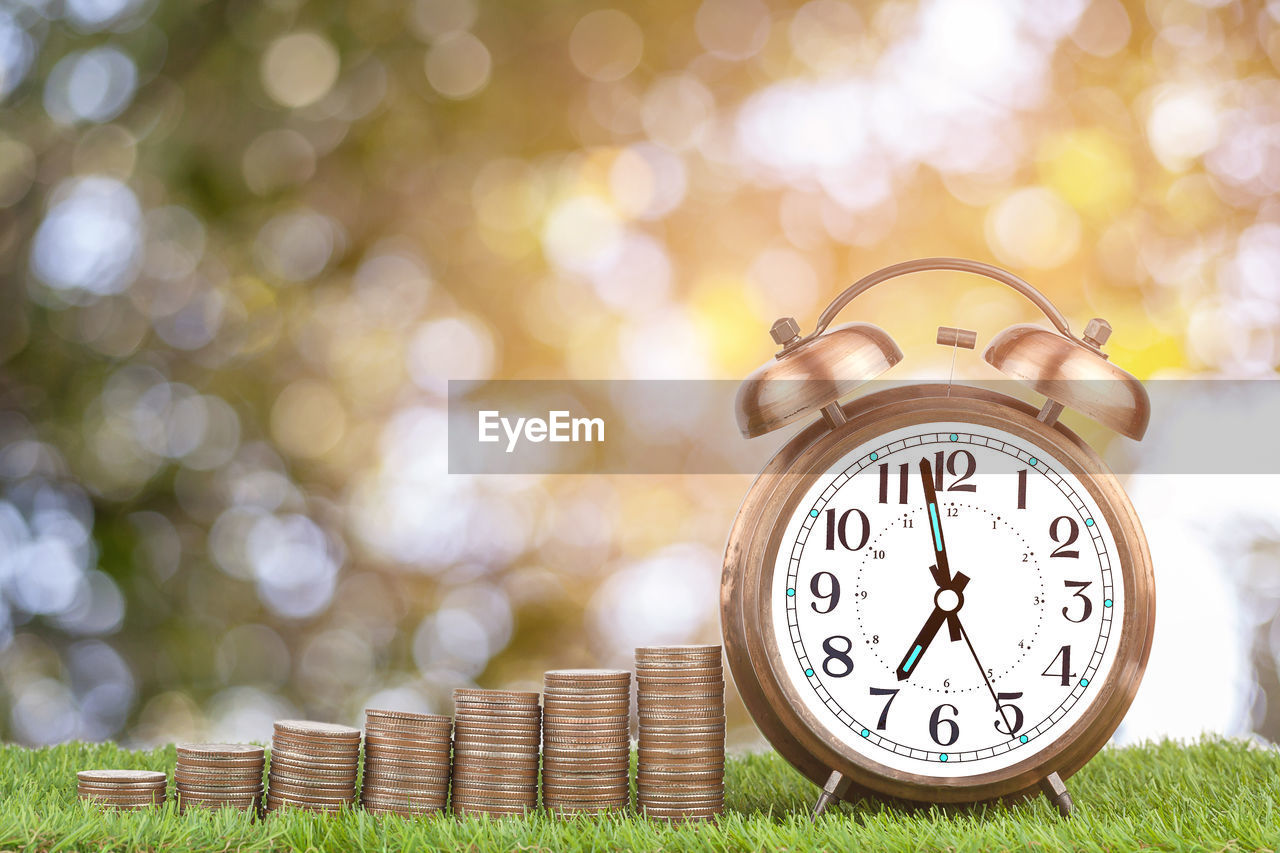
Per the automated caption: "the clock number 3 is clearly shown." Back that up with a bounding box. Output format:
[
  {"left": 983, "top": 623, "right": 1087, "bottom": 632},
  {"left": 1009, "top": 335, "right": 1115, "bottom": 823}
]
[{"left": 1062, "top": 580, "right": 1093, "bottom": 622}]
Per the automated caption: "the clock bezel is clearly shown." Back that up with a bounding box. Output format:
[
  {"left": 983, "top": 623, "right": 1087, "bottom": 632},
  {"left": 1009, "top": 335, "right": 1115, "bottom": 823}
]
[{"left": 722, "top": 384, "right": 1155, "bottom": 805}]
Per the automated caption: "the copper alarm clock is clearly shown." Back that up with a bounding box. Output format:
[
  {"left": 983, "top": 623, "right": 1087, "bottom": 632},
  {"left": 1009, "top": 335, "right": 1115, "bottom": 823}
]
[{"left": 721, "top": 258, "right": 1155, "bottom": 817}]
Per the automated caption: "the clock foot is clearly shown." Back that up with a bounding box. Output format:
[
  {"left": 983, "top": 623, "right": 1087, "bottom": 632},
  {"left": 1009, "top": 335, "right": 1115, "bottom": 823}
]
[
  {"left": 1039, "top": 771, "right": 1073, "bottom": 818},
  {"left": 811, "top": 770, "right": 852, "bottom": 821}
]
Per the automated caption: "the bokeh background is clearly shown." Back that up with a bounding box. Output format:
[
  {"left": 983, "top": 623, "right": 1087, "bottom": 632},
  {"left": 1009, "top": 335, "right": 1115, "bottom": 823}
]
[{"left": 1, "top": 0, "right": 1279, "bottom": 751}]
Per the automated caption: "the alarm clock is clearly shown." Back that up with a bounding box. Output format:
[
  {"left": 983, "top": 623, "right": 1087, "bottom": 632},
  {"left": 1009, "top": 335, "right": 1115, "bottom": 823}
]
[{"left": 721, "top": 258, "right": 1154, "bottom": 818}]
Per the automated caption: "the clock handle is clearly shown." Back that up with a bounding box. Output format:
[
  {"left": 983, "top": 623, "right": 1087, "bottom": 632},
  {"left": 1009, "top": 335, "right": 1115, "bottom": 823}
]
[{"left": 792, "top": 257, "right": 1079, "bottom": 351}]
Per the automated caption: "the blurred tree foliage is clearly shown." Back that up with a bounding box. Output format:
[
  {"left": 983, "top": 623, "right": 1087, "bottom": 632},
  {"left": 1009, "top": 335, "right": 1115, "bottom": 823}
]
[{"left": 0, "top": 0, "right": 1278, "bottom": 746}]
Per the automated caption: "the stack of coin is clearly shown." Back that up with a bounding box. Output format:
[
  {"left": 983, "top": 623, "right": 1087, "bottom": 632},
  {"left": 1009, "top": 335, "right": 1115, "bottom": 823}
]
[
  {"left": 635, "top": 645, "right": 725, "bottom": 821},
  {"left": 76, "top": 769, "right": 167, "bottom": 809},
  {"left": 450, "top": 689, "right": 541, "bottom": 817},
  {"left": 265, "top": 720, "right": 361, "bottom": 813},
  {"left": 174, "top": 743, "right": 265, "bottom": 813},
  {"left": 360, "top": 708, "right": 453, "bottom": 816},
  {"left": 541, "top": 669, "right": 632, "bottom": 815}
]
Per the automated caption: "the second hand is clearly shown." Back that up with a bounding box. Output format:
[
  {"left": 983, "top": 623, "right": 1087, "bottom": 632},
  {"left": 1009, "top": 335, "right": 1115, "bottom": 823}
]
[{"left": 957, "top": 620, "right": 1016, "bottom": 736}]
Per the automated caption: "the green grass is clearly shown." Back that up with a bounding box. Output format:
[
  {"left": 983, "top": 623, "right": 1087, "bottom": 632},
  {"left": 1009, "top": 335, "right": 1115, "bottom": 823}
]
[{"left": 0, "top": 738, "right": 1276, "bottom": 852}]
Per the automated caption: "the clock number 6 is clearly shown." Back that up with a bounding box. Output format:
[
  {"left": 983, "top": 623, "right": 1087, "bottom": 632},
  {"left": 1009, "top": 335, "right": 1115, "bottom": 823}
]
[{"left": 929, "top": 703, "right": 960, "bottom": 747}]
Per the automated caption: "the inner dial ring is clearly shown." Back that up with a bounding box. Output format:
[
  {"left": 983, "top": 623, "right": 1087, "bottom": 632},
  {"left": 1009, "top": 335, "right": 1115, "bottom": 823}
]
[
  {"left": 855, "top": 501, "right": 1044, "bottom": 695},
  {"left": 777, "top": 421, "right": 1122, "bottom": 773}
]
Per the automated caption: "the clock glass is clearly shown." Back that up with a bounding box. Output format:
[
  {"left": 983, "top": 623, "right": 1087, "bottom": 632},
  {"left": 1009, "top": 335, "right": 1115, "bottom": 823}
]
[{"left": 769, "top": 420, "right": 1125, "bottom": 777}]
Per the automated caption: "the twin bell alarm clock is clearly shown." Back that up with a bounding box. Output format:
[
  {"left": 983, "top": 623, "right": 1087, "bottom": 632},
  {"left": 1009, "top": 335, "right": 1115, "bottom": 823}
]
[{"left": 721, "top": 258, "right": 1154, "bottom": 818}]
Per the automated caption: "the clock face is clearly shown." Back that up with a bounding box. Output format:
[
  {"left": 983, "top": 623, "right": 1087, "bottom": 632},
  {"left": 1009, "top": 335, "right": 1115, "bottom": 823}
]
[{"left": 768, "top": 419, "right": 1124, "bottom": 778}]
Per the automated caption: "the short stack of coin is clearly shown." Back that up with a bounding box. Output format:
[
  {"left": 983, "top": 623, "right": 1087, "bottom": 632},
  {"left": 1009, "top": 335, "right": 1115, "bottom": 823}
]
[
  {"left": 174, "top": 743, "right": 264, "bottom": 813},
  {"left": 450, "top": 689, "right": 541, "bottom": 817},
  {"left": 76, "top": 769, "right": 167, "bottom": 809},
  {"left": 265, "top": 720, "right": 361, "bottom": 813},
  {"left": 635, "top": 645, "right": 725, "bottom": 821},
  {"left": 360, "top": 708, "right": 453, "bottom": 816},
  {"left": 541, "top": 669, "right": 632, "bottom": 815}
]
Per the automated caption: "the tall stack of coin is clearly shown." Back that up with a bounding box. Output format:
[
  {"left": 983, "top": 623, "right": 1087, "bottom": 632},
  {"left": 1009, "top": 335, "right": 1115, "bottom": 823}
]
[
  {"left": 635, "top": 645, "right": 725, "bottom": 821},
  {"left": 360, "top": 709, "right": 453, "bottom": 816},
  {"left": 76, "top": 769, "right": 167, "bottom": 809},
  {"left": 450, "top": 689, "right": 541, "bottom": 817},
  {"left": 265, "top": 720, "right": 361, "bottom": 813},
  {"left": 541, "top": 669, "right": 632, "bottom": 815},
  {"left": 174, "top": 743, "right": 265, "bottom": 813}
]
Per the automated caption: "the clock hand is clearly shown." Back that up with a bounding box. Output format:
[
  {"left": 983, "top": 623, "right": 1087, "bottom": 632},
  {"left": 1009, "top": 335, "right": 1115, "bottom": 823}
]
[
  {"left": 919, "top": 457, "right": 951, "bottom": 583},
  {"left": 920, "top": 458, "right": 965, "bottom": 641},
  {"left": 955, "top": 617, "right": 1017, "bottom": 736},
  {"left": 895, "top": 569, "right": 969, "bottom": 681}
]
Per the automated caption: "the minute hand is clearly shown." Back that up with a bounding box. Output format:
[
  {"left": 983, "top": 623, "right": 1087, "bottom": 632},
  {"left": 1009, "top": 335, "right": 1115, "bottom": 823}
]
[
  {"left": 919, "top": 457, "right": 951, "bottom": 583},
  {"left": 919, "top": 457, "right": 963, "bottom": 642}
]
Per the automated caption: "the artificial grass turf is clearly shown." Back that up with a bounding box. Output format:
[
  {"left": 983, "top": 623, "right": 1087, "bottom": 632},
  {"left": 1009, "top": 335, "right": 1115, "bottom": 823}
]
[{"left": 0, "top": 738, "right": 1276, "bottom": 852}]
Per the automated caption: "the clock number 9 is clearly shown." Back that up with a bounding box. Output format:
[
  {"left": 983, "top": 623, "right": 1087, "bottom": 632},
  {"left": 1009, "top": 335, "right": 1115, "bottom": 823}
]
[
  {"left": 809, "top": 572, "right": 840, "bottom": 614},
  {"left": 821, "top": 635, "right": 854, "bottom": 678}
]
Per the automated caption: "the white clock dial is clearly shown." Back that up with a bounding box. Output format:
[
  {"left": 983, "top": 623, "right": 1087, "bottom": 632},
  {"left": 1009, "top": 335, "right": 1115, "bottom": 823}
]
[{"left": 769, "top": 421, "right": 1123, "bottom": 778}]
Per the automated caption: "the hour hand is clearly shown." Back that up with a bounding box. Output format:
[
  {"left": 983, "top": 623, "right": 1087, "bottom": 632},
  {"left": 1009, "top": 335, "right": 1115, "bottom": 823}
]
[
  {"left": 896, "top": 606, "right": 947, "bottom": 681},
  {"left": 896, "top": 570, "right": 969, "bottom": 680}
]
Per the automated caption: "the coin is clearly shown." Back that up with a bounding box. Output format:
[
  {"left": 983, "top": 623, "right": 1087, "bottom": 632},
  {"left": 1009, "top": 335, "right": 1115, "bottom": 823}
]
[
  {"left": 269, "top": 737, "right": 360, "bottom": 754},
  {"left": 365, "top": 708, "right": 451, "bottom": 724},
  {"left": 454, "top": 687, "right": 540, "bottom": 702},
  {"left": 77, "top": 787, "right": 166, "bottom": 799},
  {"left": 177, "top": 743, "right": 264, "bottom": 758},
  {"left": 274, "top": 720, "right": 361, "bottom": 739},
  {"left": 363, "top": 732, "right": 450, "bottom": 749},
  {"left": 361, "top": 795, "right": 444, "bottom": 811},
  {"left": 78, "top": 769, "right": 167, "bottom": 785}
]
